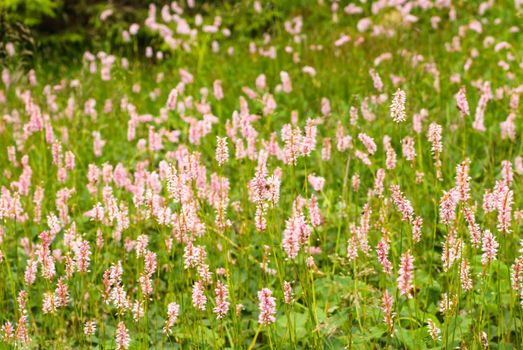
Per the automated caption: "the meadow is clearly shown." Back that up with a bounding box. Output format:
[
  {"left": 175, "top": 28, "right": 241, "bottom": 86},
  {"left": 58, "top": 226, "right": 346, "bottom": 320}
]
[{"left": 1, "top": 0, "right": 523, "bottom": 348}]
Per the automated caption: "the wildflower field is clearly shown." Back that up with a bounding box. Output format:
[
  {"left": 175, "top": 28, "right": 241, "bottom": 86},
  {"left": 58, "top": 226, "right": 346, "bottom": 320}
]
[{"left": 1, "top": 0, "right": 523, "bottom": 348}]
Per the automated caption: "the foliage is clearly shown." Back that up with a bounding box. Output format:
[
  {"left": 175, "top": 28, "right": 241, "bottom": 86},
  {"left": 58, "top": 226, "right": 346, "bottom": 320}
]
[
  {"left": 1, "top": 0, "right": 523, "bottom": 349},
  {"left": 0, "top": 0, "right": 61, "bottom": 26}
]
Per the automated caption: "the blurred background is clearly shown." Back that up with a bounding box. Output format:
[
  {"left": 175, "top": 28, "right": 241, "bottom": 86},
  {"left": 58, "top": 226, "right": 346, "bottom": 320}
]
[
  {"left": 0, "top": 0, "right": 302, "bottom": 68},
  {"left": 1, "top": 1, "right": 166, "bottom": 61}
]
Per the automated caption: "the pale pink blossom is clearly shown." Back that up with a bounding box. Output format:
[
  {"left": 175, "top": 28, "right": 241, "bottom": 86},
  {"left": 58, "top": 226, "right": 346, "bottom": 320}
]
[
  {"left": 115, "top": 321, "right": 130, "bottom": 350},
  {"left": 257, "top": 288, "right": 276, "bottom": 326},
  {"left": 481, "top": 229, "right": 498, "bottom": 266},
  {"left": 213, "top": 281, "right": 230, "bottom": 319},
  {"left": 455, "top": 86, "right": 470, "bottom": 117},
  {"left": 397, "top": 250, "right": 415, "bottom": 298},
  {"left": 390, "top": 89, "right": 407, "bottom": 123}
]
